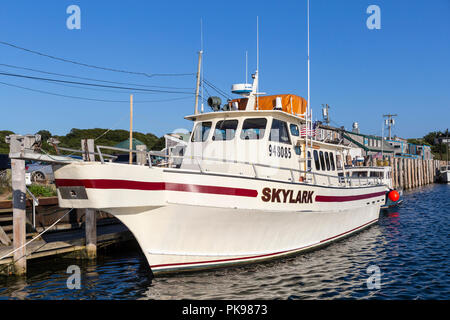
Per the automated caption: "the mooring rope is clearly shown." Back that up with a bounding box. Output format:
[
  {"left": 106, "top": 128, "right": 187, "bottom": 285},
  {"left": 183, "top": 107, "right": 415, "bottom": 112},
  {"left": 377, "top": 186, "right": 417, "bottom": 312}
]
[{"left": 0, "top": 208, "right": 74, "bottom": 261}]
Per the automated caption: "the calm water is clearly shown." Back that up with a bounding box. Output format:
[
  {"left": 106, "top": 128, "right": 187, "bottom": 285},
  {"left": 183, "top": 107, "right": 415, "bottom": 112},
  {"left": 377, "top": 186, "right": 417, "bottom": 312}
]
[{"left": 0, "top": 184, "right": 449, "bottom": 300}]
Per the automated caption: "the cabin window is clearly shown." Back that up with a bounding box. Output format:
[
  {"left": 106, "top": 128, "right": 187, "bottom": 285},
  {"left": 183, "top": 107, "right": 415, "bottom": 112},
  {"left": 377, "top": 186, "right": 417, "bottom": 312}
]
[
  {"left": 329, "top": 152, "right": 336, "bottom": 170},
  {"left": 324, "top": 152, "right": 331, "bottom": 171},
  {"left": 307, "top": 151, "right": 312, "bottom": 170},
  {"left": 240, "top": 118, "right": 267, "bottom": 140},
  {"left": 313, "top": 150, "right": 320, "bottom": 170},
  {"left": 294, "top": 146, "right": 301, "bottom": 155},
  {"left": 336, "top": 154, "right": 342, "bottom": 170},
  {"left": 352, "top": 171, "right": 367, "bottom": 178},
  {"left": 213, "top": 120, "right": 238, "bottom": 141},
  {"left": 269, "top": 119, "right": 291, "bottom": 144},
  {"left": 191, "top": 121, "right": 212, "bottom": 142},
  {"left": 290, "top": 124, "right": 299, "bottom": 136},
  {"left": 319, "top": 151, "right": 326, "bottom": 171}
]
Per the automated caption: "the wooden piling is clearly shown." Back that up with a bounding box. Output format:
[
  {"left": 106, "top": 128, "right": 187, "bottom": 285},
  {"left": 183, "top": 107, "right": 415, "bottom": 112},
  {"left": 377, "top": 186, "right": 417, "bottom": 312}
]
[
  {"left": 11, "top": 158, "right": 26, "bottom": 275},
  {"left": 81, "top": 139, "right": 97, "bottom": 259},
  {"left": 407, "top": 159, "right": 414, "bottom": 189},
  {"left": 136, "top": 144, "right": 147, "bottom": 166},
  {"left": 399, "top": 158, "right": 404, "bottom": 190}
]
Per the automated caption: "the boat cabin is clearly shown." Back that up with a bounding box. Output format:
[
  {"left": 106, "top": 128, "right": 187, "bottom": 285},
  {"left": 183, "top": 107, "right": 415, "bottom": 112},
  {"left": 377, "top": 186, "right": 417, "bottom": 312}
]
[{"left": 181, "top": 109, "right": 349, "bottom": 186}]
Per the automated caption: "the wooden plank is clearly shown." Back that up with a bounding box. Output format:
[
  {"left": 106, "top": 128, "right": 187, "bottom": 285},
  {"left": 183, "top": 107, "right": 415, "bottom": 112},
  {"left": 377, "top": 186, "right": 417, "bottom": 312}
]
[{"left": 0, "top": 196, "right": 58, "bottom": 210}]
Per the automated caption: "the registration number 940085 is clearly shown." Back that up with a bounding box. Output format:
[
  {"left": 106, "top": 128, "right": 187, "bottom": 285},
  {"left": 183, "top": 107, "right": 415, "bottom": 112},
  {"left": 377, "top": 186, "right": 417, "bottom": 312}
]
[{"left": 268, "top": 144, "right": 291, "bottom": 159}]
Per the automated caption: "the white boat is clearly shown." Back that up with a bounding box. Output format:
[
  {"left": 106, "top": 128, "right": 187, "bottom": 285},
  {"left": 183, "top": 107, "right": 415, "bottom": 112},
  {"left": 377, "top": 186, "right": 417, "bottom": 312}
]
[
  {"left": 341, "top": 166, "right": 403, "bottom": 209},
  {"left": 53, "top": 69, "right": 387, "bottom": 275},
  {"left": 438, "top": 165, "right": 450, "bottom": 183}
]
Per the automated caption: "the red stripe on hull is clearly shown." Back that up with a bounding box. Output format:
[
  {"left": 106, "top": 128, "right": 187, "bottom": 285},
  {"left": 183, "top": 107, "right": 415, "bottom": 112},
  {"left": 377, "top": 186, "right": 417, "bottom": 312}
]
[
  {"left": 151, "top": 218, "right": 379, "bottom": 270},
  {"left": 315, "top": 191, "right": 385, "bottom": 202},
  {"left": 55, "top": 179, "right": 258, "bottom": 198}
]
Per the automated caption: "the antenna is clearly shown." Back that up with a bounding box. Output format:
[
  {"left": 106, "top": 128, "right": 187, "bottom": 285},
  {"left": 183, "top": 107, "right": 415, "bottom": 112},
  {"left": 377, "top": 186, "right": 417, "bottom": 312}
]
[
  {"left": 200, "top": 18, "right": 204, "bottom": 113},
  {"left": 321, "top": 104, "right": 330, "bottom": 125},
  {"left": 245, "top": 50, "right": 248, "bottom": 84},
  {"left": 307, "top": 0, "right": 310, "bottom": 122},
  {"left": 256, "top": 16, "right": 259, "bottom": 74},
  {"left": 256, "top": 16, "right": 259, "bottom": 110},
  {"left": 383, "top": 114, "right": 397, "bottom": 140}
]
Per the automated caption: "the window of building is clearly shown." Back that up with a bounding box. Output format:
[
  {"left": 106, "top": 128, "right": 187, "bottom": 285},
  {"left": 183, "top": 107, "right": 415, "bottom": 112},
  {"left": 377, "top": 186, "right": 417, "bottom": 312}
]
[
  {"left": 191, "top": 121, "right": 212, "bottom": 142},
  {"left": 240, "top": 118, "right": 267, "bottom": 140},
  {"left": 269, "top": 119, "right": 291, "bottom": 144},
  {"left": 313, "top": 150, "right": 320, "bottom": 170},
  {"left": 319, "top": 151, "right": 326, "bottom": 171},
  {"left": 213, "top": 120, "right": 238, "bottom": 141},
  {"left": 290, "top": 124, "right": 299, "bottom": 136}
]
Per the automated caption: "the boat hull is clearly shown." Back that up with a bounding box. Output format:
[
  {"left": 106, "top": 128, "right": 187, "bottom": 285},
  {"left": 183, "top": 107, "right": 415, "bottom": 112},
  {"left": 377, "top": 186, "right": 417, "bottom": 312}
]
[
  {"left": 439, "top": 171, "right": 450, "bottom": 183},
  {"left": 54, "top": 162, "right": 386, "bottom": 275},
  {"left": 107, "top": 203, "right": 380, "bottom": 275}
]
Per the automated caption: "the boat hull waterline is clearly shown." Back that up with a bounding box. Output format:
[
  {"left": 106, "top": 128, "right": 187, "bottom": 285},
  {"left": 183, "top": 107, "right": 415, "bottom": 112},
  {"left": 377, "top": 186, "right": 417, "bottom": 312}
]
[{"left": 55, "top": 162, "right": 386, "bottom": 275}]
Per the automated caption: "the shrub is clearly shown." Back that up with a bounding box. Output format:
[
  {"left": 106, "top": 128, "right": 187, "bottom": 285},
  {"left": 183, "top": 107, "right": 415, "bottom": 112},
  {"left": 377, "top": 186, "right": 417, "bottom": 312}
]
[{"left": 27, "top": 184, "right": 57, "bottom": 198}]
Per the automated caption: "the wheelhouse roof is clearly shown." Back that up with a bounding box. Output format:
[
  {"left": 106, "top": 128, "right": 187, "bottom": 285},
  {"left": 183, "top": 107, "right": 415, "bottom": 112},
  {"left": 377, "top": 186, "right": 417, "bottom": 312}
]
[{"left": 184, "top": 109, "right": 307, "bottom": 124}]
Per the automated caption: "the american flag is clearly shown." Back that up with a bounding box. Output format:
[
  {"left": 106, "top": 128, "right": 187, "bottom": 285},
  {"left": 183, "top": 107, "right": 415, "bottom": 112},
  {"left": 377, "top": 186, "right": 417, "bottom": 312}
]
[{"left": 300, "top": 122, "right": 317, "bottom": 137}]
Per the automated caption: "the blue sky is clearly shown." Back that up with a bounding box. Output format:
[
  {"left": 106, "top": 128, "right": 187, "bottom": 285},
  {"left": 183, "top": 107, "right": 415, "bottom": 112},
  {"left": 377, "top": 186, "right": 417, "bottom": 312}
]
[{"left": 0, "top": 0, "right": 448, "bottom": 139}]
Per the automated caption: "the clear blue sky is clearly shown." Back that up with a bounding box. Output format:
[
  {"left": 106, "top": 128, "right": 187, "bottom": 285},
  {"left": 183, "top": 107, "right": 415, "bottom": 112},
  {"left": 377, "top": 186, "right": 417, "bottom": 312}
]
[{"left": 0, "top": 0, "right": 449, "bottom": 139}]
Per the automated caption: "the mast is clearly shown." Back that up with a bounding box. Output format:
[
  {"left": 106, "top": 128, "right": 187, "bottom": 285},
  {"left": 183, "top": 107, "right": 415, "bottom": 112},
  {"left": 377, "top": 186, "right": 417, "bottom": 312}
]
[
  {"left": 256, "top": 16, "right": 259, "bottom": 110},
  {"left": 194, "top": 50, "right": 203, "bottom": 115},
  {"left": 129, "top": 94, "right": 133, "bottom": 164},
  {"left": 200, "top": 18, "right": 204, "bottom": 113},
  {"left": 304, "top": 0, "right": 311, "bottom": 179}
]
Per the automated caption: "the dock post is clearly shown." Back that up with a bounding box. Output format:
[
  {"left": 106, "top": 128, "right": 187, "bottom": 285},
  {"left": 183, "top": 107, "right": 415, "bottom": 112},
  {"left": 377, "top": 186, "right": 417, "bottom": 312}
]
[
  {"left": 398, "top": 158, "right": 403, "bottom": 190},
  {"left": 5, "top": 135, "right": 39, "bottom": 275},
  {"left": 420, "top": 160, "right": 424, "bottom": 186},
  {"left": 81, "top": 139, "right": 97, "bottom": 259},
  {"left": 415, "top": 159, "right": 418, "bottom": 187},
  {"left": 410, "top": 159, "right": 414, "bottom": 189},
  {"left": 136, "top": 144, "right": 147, "bottom": 166},
  {"left": 395, "top": 158, "right": 399, "bottom": 189},
  {"left": 11, "top": 158, "right": 26, "bottom": 275},
  {"left": 407, "top": 159, "right": 411, "bottom": 189},
  {"left": 404, "top": 159, "right": 408, "bottom": 189}
]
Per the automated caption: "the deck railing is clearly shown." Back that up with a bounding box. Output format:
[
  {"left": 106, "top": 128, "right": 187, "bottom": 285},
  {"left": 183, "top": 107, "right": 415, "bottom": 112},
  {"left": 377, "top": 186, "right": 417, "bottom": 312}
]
[{"left": 95, "top": 145, "right": 384, "bottom": 188}]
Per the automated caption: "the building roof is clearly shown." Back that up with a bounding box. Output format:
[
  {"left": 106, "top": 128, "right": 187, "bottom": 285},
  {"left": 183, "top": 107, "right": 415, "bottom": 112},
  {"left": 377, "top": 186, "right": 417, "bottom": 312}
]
[{"left": 114, "top": 138, "right": 146, "bottom": 151}]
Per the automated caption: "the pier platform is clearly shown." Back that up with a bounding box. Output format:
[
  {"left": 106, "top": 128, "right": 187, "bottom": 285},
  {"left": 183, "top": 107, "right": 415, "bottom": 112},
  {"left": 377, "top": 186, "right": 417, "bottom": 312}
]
[{"left": 0, "top": 218, "right": 133, "bottom": 275}]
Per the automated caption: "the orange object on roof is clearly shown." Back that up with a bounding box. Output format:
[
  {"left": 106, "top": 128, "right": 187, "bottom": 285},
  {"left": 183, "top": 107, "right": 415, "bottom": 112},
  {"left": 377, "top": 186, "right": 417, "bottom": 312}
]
[{"left": 230, "top": 94, "right": 307, "bottom": 116}]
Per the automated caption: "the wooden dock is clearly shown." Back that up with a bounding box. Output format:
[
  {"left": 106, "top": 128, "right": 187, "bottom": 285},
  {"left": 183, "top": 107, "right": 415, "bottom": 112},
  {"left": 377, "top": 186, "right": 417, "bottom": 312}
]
[
  {"left": 0, "top": 221, "right": 133, "bottom": 275},
  {"left": 389, "top": 158, "right": 446, "bottom": 190},
  {"left": 0, "top": 196, "right": 134, "bottom": 275}
]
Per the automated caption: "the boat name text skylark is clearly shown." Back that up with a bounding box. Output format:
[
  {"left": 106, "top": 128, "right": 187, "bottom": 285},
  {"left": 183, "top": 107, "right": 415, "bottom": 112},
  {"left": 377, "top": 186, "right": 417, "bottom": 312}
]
[{"left": 261, "top": 188, "right": 314, "bottom": 203}]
